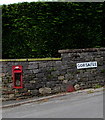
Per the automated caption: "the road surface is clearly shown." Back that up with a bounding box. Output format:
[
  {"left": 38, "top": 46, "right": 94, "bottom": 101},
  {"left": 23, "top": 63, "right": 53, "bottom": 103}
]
[{"left": 3, "top": 91, "right": 103, "bottom": 118}]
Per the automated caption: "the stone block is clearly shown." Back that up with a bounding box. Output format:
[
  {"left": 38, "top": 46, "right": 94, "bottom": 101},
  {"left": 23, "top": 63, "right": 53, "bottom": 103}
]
[
  {"left": 74, "top": 84, "right": 80, "bottom": 90},
  {"left": 15, "top": 94, "right": 22, "bottom": 97},
  {"left": 33, "top": 69, "right": 39, "bottom": 74},
  {"left": 39, "top": 87, "right": 51, "bottom": 95},
  {"left": 30, "top": 90, "right": 39, "bottom": 96},
  {"left": 46, "top": 61, "right": 55, "bottom": 67},
  {"left": 9, "top": 94, "right": 15, "bottom": 99},
  {"left": 36, "top": 73, "right": 44, "bottom": 78},
  {"left": 51, "top": 71, "right": 60, "bottom": 76},
  {"left": 60, "top": 85, "right": 67, "bottom": 92},
  {"left": 24, "top": 83, "right": 35, "bottom": 89},
  {"left": 52, "top": 86, "right": 61, "bottom": 93},
  {"left": 2, "top": 90, "right": 15, "bottom": 95},
  {"left": 22, "top": 92, "right": 31, "bottom": 96},
  {"left": 0, "top": 73, "right": 5, "bottom": 77},
  {"left": 46, "top": 81, "right": 55, "bottom": 88},
  {"left": 58, "top": 76, "right": 64, "bottom": 80},
  {"left": 2, "top": 95, "right": 9, "bottom": 98},
  {"left": 63, "top": 80, "right": 68, "bottom": 84},
  {"left": 30, "top": 80, "right": 36, "bottom": 84},
  {"left": 55, "top": 61, "right": 62, "bottom": 66},
  {"left": 39, "top": 63, "right": 47, "bottom": 68},
  {"left": 8, "top": 83, "right": 13, "bottom": 88},
  {"left": 28, "top": 63, "right": 38, "bottom": 69},
  {"left": 65, "top": 74, "right": 72, "bottom": 80},
  {"left": 36, "top": 84, "right": 44, "bottom": 89}
]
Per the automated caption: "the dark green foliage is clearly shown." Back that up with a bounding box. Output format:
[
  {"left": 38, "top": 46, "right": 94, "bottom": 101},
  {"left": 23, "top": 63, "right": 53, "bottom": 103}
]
[{"left": 2, "top": 2, "right": 104, "bottom": 59}]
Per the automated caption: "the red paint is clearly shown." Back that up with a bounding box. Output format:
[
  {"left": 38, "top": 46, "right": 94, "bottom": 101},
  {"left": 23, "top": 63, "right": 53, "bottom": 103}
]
[
  {"left": 12, "top": 65, "right": 23, "bottom": 89},
  {"left": 67, "top": 85, "right": 75, "bottom": 92}
]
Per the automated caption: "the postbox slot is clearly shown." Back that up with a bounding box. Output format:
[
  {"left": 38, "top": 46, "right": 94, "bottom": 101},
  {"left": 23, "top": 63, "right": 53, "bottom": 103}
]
[{"left": 14, "top": 68, "right": 20, "bottom": 70}]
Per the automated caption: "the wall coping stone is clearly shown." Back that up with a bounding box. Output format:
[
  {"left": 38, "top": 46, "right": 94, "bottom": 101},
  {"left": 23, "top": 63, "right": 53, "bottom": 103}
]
[
  {"left": 58, "top": 48, "right": 105, "bottom": 53},
  {"left": 0, "top": 58, "right": 61, "bottom": 62}
]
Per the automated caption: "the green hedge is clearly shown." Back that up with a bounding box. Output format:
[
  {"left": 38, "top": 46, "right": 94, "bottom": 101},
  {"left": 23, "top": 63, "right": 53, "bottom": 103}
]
[{"left": 2, "top": 2, "right": 104, "bottom": 58}]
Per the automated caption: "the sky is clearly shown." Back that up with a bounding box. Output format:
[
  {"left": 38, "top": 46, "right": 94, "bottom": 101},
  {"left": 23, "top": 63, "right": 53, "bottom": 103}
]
[
  {"left": 0, "top": 0, "right": 104, "bottom": 5},
  {"left": 0, "top": 0, "right": 59, "bottom": 5},
  {"left": 0, "top": 0, "right": 39, "bottom": 5}
]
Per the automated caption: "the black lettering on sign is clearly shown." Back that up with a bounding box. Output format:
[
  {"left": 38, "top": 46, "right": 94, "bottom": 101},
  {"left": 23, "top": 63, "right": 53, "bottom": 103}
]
[{"left": 76, "top": 61, "right": 97, "bottom": 69}]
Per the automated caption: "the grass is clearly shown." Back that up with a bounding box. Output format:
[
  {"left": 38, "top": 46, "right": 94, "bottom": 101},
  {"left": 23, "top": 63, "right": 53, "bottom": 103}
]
[
  {"left": 87, "top": 90, "right": 94, "bottom": 94},
  {"left": 93, "top": 84, "right": 102, "bottom": 89}
]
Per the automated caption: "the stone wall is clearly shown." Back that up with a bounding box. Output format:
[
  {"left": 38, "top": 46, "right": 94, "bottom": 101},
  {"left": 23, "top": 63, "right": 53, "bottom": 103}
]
[
  {"left": 1, "top": 48, "right": 105, "bottom": 101},
  {"left": 59, "top": 48, "right": 105, "bottom": 89}
]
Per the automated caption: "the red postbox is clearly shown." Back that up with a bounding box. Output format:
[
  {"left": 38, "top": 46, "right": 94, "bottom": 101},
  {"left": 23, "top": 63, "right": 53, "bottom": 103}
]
[{"left": 12, "top": 65, "right": 23, "bottom": 89}]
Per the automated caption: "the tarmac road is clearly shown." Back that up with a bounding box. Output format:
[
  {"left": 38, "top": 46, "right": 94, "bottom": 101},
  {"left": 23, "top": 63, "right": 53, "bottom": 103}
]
[{"left": 2, "top": 91, "right": 103, "bottom": 118}]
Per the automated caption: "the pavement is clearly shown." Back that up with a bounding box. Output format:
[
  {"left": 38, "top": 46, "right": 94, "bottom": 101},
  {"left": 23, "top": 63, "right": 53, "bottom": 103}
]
[
  {"left": 1, "top": 87, "right": 104, "bottom": 109},
  {"left": 2, "top": 89, "right": 104, "bottom": 118}
]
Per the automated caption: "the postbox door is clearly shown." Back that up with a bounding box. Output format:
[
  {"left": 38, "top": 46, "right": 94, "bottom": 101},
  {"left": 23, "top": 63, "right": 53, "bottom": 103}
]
[{"left": 14, "top": 73, "right": 22, "bottom": 88}]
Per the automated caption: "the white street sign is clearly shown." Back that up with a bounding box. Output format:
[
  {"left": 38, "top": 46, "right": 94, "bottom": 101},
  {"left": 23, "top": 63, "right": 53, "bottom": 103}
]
[{"left": 76, "top": 61, "right": 97, "bottom": 69}]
